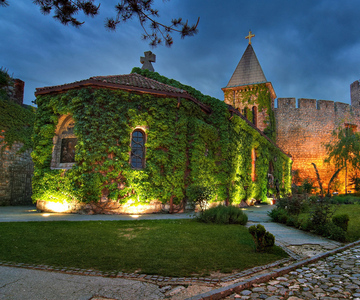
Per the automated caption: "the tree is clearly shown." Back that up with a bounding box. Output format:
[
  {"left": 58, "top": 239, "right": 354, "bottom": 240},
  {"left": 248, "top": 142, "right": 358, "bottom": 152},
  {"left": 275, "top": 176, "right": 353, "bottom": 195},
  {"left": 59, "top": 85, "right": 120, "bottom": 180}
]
[
  {"left": 324, "top": 127, "right": 360, "bottom": 194},
  {"left": 1, "top": 0, "right": 199, "bottom": 47}
]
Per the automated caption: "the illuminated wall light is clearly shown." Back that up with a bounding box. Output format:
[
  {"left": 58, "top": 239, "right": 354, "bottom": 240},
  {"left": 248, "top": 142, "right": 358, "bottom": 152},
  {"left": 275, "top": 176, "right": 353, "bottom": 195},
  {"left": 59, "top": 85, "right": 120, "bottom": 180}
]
[{"left": 43, "top": 201, "right": 69, "bottom": 213}]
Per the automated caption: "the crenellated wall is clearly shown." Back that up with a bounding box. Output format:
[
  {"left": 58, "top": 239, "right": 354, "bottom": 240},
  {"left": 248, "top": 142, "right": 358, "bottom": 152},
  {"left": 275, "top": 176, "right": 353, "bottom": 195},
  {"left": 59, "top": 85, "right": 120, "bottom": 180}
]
[{"left": 275, "top": 95, "right": 360, "bottom": 192}]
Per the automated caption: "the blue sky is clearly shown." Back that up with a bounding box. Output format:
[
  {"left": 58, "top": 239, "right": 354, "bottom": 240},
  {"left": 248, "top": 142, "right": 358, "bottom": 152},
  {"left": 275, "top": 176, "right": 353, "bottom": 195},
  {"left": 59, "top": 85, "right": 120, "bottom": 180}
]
[{"left": 1, "top": 0, "right": 360, "bottom": 106}]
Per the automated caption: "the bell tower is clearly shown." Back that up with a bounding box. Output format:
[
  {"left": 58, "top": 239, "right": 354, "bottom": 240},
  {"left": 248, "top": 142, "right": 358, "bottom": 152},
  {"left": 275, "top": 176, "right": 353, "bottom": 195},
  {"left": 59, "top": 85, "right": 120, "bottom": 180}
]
[{"left": 222, "top": 32, "right": 276, "bottom": 134}]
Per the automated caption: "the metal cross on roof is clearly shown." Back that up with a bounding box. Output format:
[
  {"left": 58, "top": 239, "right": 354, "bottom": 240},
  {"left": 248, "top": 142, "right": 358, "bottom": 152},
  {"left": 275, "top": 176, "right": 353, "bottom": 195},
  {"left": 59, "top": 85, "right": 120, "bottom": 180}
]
[
  {"left": 140, "top": 51, "right": 156, "bottom": 72},
  {"left": 245, "top": 31, "right": 255, "bottom": 44}
]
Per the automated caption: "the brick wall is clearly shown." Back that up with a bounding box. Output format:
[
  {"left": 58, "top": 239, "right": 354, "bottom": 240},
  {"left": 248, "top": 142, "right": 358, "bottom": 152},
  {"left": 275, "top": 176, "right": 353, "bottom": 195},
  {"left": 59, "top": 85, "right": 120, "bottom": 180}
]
[
  {"left": 0, "top": 139, "right": 33, "bottom": 206},
  {"left": 275, "top": 97, "right": 360, "bottom": 191}
]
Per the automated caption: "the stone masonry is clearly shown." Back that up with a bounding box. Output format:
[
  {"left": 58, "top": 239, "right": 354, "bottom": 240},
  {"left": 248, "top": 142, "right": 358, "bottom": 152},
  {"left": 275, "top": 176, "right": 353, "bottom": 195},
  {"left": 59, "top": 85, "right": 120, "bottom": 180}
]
[
  {"left": 0, "top": 140, "right": 33, "bottom": 205},
  {"left": 0, "top": 77, "right": 33, "bottom": 206}
]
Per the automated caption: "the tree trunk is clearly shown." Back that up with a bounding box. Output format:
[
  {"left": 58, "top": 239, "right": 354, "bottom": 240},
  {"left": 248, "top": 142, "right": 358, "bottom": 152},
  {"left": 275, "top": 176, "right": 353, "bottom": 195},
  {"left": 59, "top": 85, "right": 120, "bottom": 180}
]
[{"left": 345, "top": 163, "right": 348, "bottom": 195}]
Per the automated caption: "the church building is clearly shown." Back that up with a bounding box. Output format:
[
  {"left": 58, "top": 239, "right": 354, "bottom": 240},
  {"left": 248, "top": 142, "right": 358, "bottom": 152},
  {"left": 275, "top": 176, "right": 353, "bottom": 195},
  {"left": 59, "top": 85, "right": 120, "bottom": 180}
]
[{"left": 32, "top": 41, "right": 292, "bottom": 214}]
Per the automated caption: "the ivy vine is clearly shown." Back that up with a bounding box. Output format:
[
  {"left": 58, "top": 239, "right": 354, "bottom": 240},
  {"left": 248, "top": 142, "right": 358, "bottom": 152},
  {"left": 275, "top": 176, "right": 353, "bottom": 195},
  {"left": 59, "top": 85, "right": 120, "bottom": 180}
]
[
  {"left": 32, "top": 70, "right": 291, "bottom": 206},
  {"left": 0, "top": 68, "right": 35, "bottom": 153}
]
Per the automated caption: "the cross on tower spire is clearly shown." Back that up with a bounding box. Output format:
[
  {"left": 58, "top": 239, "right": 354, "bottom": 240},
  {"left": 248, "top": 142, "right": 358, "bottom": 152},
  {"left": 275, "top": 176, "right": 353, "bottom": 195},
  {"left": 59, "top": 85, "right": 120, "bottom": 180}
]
[
  {"left": 245, "top": 31, "right": 255, "bottom": 45},
  {"left": 140, "top": 51, "right": 156, "bottom": 72}
]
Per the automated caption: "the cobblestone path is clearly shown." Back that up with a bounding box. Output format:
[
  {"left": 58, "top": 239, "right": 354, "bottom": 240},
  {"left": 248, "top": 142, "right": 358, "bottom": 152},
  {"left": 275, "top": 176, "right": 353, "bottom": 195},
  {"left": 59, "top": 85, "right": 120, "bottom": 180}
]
[{"left": 225, "top": 245, "right": 360, "bottom": 300}]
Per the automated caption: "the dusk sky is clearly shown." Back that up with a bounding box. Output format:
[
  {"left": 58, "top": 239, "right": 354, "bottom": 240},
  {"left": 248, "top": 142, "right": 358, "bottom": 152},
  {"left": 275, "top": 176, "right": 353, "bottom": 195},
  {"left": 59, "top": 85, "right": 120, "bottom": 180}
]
[{"left": 1, "top": 0, "right": 360, "bottom": 106}]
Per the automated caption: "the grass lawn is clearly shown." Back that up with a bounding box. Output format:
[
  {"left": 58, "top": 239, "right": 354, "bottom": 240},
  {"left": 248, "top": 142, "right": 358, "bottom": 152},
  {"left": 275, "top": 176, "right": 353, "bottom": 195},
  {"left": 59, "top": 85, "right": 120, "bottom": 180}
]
[{"left": 0, "top": 219, "right": 287, "bottom": 277}]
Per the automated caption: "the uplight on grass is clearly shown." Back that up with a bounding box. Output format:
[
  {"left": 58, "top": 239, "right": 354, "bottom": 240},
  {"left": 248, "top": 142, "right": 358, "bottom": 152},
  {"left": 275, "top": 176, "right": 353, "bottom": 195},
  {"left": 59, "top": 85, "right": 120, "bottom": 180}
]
[
  {"left": 130, "top": 215, "right": 140, "bottom": 219},
  {"left": 42, "top": 213, "right": 50, "bottom": 217}
]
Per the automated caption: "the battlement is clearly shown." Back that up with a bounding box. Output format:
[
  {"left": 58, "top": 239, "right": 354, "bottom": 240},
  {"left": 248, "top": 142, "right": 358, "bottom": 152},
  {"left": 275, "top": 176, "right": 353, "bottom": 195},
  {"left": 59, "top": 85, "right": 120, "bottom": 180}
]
[
  {"left": 276, "top": 97, "right": 353, "bottom": 113},
  {"left": 351, "top": 80, "right": 360, "bottom": 107}
]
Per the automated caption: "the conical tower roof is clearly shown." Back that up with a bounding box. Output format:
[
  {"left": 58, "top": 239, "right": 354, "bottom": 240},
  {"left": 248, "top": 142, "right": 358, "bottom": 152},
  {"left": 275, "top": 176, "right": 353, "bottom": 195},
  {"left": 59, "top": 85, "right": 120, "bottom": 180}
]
[{"left": 226, "top": 44, "right": 267, "bottom": 88}]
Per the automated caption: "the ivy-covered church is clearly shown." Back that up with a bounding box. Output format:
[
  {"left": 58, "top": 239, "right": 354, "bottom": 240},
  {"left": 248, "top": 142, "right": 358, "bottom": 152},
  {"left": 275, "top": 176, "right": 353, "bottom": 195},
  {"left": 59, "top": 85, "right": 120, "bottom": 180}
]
[{"left": 33, "top": 45, "right": 292, "bottom": 214}]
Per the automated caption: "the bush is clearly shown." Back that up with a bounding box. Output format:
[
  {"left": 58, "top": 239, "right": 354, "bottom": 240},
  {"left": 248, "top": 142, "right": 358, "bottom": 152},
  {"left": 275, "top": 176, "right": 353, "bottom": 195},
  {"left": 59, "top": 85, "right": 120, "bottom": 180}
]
[
  {"left": 298, "top": 217, "right": 313, "bottom": 231},
  {"left": 332, "top": 214, "right": 350, "bottom": 232},
  {"left": 187, "top": 185, "right": 214, "bottom": 212},
  {"left": 196, "top": 205, "right": 248, "bottom": 225},
  {"left": 309, "top": 197, "right": 336, "bottom": 228},
  {"left": 320, "top": 223, "right": 346, "bottom": 242},
  {"left": 268, "top": 208, "right": 288, "bottom": 224},
  {"left": 301, "top": 178, "right": 315, "bottom": 194},
  {"left": 286, "top": 215, "right": 298, "bottom": 227},
  {"left": 248, "top": 224, "right": 275, "bottom": 252}
]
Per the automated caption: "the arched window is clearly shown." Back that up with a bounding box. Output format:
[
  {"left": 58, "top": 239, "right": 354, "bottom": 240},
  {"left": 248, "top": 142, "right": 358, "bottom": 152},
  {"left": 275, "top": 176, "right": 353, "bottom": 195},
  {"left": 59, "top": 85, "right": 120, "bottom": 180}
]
[
  {"left": 252, "top": 106, "right": 258, "bottom": 127},
  {"left": 131, "top": 129, "right": 145, "bottom": 169},
  {"left": 51, "top": 115, "right": 77, "bottom": 169}
]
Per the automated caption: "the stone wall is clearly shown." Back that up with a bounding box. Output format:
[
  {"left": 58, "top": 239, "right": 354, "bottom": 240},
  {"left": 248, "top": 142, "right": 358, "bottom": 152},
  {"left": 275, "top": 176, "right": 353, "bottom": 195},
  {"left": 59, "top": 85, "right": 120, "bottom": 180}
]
[
  {"left": 1, "top": 78, "right": 24, "bottom": 105},
  {"left": 275, "top": 96, "right": 360, "bottom": 191},
  {"left": 0, "top": 137, "right": 33, "bottom": 205}
]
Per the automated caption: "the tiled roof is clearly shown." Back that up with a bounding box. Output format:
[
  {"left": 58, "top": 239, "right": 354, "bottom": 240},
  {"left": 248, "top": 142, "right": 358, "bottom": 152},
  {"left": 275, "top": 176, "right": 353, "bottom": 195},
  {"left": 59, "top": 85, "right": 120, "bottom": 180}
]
[
  {"left": 35, "top": 73, "right": 187, "bottom": 95},
  {"left": 226, "top": 44, "right": 267, "bottom": 88},
  {"left": 35, "top": 73, "right": 212, "bottom": 113},
  {"left": 90, "top": 73, "right": 187, "bottom": 94}
]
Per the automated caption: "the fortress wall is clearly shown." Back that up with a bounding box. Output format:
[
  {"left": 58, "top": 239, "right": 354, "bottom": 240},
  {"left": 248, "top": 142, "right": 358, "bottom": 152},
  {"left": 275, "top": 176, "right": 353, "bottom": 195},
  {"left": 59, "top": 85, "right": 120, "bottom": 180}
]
[
  {"left": 275, "top": 98, "right": 360, "bottom": 191},
  {"left": 0, "top": 138, "right": 33, "bottom": 205}
]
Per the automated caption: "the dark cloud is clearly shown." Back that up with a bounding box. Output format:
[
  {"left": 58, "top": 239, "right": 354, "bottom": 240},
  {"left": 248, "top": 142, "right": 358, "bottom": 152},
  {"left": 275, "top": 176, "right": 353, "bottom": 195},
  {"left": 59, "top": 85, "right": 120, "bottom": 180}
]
[{"left": 1, "top": 0, "right": 360, "bottom": 105}]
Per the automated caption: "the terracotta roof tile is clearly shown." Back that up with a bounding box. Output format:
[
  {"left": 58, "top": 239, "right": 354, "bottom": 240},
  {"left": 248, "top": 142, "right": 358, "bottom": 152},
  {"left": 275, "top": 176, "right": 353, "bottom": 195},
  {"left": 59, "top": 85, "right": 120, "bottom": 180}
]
[
  {"left": 35, "top": 73, "right": 187, "bottom": 95},
  {"left": 90, "top": 73, "right": 187, "bottom": 94}
]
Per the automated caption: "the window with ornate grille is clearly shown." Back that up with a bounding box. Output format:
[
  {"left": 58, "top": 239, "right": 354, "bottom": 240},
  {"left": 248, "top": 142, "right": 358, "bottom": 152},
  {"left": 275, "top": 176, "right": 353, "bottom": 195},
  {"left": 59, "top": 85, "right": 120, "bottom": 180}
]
[{"left": 130, "top": 129, "right": 145, "bottom": 169}]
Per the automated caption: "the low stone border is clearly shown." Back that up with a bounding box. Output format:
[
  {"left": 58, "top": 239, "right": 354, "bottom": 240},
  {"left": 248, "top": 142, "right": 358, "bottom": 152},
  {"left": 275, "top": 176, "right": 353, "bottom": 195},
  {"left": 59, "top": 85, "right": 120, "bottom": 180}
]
[
  {"left": 0, "top": 257, "right": 291, "bottom": 287},
  {"left": 186, "top": 239, "right": 360, "bottom": 300}
]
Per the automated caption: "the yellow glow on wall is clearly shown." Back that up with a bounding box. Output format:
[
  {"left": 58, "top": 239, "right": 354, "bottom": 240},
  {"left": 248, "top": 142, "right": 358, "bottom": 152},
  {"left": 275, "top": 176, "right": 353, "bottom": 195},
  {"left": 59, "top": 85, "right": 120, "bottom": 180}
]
[{"left": 43, "top": 201, "right": 69, "bottom": 213}]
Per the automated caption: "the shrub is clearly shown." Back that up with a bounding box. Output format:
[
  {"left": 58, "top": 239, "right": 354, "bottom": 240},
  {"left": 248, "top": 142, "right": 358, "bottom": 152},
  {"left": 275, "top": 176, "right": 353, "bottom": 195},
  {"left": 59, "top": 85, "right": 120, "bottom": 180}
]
[
  {"left": 301, "top": 178, "right": 315, "bottom": 194},
  {"left": 321, "top": 223, "right": 346, "bottom": 242},
  {"left": 298, "top": 217, "right": 313, "bottom": 231},
  {"left": 264, "top": 231, "right": 275, "bottom": 247},
  {"left": 248, "top": 224, "right": 275, "bottom": 252},
  {"left": 187, "top": 185, "right": 214, "bottom": 212},
  {"left": 196, "top": 205, "right": 248, "bottom": 225},
  {"left": 332, "top": 214, "right": 350, "bottom": 232},
  {"left": 286, "top": 215, "right": 298, "bottom": 227},
  {"left": 268, "top": 208, "right": 288, "bottom": 224},
  {"left": 309, "top": 197, "right": 336, "bottom": 228}
]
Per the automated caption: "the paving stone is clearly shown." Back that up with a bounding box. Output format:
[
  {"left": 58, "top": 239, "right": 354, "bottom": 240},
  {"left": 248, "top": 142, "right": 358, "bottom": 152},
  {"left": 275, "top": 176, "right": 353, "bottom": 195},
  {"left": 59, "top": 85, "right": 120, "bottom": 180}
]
[{"left": 225, "top": 244, "right": 360, "bottom": 300}]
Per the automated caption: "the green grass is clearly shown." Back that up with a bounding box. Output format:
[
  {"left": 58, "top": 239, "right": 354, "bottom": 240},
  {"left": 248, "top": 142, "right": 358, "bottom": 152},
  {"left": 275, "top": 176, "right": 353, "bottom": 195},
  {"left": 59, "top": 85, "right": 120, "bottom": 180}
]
[{"left": 0, "top": 219, "right": 287, "bottom": 277}]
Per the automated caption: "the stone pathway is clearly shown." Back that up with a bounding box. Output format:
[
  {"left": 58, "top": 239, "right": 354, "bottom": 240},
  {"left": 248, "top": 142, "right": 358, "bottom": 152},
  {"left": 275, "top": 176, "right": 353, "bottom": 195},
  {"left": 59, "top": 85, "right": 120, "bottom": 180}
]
[
  {"left": 245, "top": 205, "right": 341, "bottom": 259},
  {"left": 224, "top": 245, "right": 360, "bottom": 300}
]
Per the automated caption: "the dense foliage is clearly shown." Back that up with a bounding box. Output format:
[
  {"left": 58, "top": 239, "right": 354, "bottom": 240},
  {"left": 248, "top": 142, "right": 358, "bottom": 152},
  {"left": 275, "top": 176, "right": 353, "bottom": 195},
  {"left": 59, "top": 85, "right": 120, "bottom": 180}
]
[
  {"left": 223, "top": 84, "right": 276, "bottom": 141},
  {"left": 0, "top": 68, "right": 35, "bottom": 152},
  {"left": 324, "top": 127, "right": 360, "bottom": 194},
  {"left": 32, "top": 70, "right": 291, "bottom": 206},
  {"left": 196, "top": 205, "right": 248, "bottom": 225},
  {"left": 268, "top": 195, "right": 349, "bottom": 242},
  {"left": 248, "top": 224, "right": 275, "bottom": 252}
]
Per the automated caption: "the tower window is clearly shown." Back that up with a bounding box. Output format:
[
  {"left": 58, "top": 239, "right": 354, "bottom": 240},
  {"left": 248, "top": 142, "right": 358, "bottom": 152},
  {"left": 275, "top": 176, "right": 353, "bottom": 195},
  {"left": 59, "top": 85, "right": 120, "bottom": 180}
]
[{"left": 252, "top": 106, "right": 258, "bottom": 127}]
